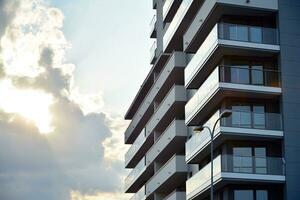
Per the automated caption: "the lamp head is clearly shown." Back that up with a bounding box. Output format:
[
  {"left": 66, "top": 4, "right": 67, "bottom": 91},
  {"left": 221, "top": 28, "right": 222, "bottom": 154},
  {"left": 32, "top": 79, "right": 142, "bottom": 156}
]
[
  {"left": 193, "top": 126, "right": 204, "bottom": 132},
  {"left": 220, "top": 110, "right": 232, "bottom": 118}
]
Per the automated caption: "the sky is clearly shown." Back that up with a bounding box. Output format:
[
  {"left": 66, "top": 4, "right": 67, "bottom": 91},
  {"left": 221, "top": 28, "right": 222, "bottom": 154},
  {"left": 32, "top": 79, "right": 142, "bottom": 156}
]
[{"left": 0, "top": 0, "right": 154, "bottom": 199}]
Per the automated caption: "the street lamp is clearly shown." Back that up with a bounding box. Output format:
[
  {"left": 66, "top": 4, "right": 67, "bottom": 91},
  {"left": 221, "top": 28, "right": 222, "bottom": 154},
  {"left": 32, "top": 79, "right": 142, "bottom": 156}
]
[{"left": 193, "top": 110, "right": 232, "bottom": 200}]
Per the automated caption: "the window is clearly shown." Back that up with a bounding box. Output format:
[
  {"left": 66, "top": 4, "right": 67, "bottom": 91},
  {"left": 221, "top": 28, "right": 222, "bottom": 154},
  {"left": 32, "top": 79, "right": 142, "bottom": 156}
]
[
  {"left": 229, "top": 24, "right": 237, "bottom": 40},
  {"left": 230, "top": 65, "right": 250, "bottom": 84},
  {"left": 256, "top": 190, "right": 268, "bottom": 200},
  {"left": 234, "top": 190, "right": 268, "bottom": 200},
  {"left": 251, "top": 65, "right": 264, "bottom": 85},
  {"left": 233, "top": 147, "right": 267, "bottom": 174},
  {"left": 250, "top": 26, "right": 262, "bottom": 43},
  {"left": 237, "top": 25, "right": 248, "bottom": 41},
  {"left": 254, "top": 148, "right": 267, "bottom": 174},
  {"left": 234, "top": 190, "right": 253, "bottom": 200},
  {"left": 232, "top": 105, "right": 251, "bottom": 128},
  {"left": 253, "top": 105, "right": 266, "bottom": 129},
  {"left": 233, "top": 147, "right": 253, "bottom": 173}
]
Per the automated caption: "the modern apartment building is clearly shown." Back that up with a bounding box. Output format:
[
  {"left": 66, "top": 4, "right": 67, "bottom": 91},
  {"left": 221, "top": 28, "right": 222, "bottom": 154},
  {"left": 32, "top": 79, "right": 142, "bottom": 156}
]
[{"left": 124, "top": 0, "right": 300, "bottom": 200}]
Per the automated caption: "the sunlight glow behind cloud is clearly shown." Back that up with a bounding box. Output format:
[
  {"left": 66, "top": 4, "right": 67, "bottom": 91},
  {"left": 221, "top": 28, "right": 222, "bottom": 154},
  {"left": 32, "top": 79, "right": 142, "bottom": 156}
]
[
  {"left": 0, "top": 79, "right": 53, "bottom": 133},
  {"left": 0, "top": 0, "right": 131, "bottom": 199}
]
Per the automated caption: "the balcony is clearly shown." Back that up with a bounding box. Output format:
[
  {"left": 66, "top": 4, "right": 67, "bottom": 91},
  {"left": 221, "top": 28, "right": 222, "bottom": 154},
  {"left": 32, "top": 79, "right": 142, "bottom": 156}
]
[
  {"left": 186, "top": 110, "right": 283, "bottom": 163},
  {"left": 125, "top": 52, "right": 186, "bottom": 144},
  {"left": 185, "top": 65, "right": 281, "bottom": 126},
  {"left": 163, "top": 0, "right": 182, "bottom": 23},
  {"left": 130, "top": 186, "right": 146, "bottom": 200},
  {"left": 146, "top": 85, "right": 186, "bottom": 138},
  {"left": 163, "top": 190, "right": 186, "bottom": 200},
  {"left": 146, "top": 120, "right": 187, "bottom": 166},
  {"left": 186, "top": 155, "right": 285, "bottom": 200},
  {"left": 125, "top": 157, "right": 151, "bottom": 193},
  {"left": 125, "top": 128, "right": 148, "bottom": 168},
  {"left": 184, "top": 0, "right": 278, "bottom": 52},
  {"left": 150, "top": 41, "right": 157, "bottom": 64},
  {"left": 185, "top": 23, "right": 280, "bottom": 89},
  {"left": 146, "top": 155, "right": 187, "bottom": 198},
  {"left": 163, "top": 0, "right": 204, "bottom": 53},
  {"left": 150, "top": 15, "right": 157, "bottom": 38}
]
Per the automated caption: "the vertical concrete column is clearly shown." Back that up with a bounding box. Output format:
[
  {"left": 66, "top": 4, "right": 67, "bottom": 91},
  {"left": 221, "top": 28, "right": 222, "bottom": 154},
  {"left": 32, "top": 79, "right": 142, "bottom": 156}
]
[{"left": 155, "top": 0, "right": 164, "bottom": 55}]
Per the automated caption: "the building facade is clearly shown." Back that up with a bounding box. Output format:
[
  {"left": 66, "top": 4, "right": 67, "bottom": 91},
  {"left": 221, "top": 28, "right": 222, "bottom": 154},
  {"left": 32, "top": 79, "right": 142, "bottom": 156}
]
[{"left": 124, "top": 0, "right": 300, "bottom": 200}]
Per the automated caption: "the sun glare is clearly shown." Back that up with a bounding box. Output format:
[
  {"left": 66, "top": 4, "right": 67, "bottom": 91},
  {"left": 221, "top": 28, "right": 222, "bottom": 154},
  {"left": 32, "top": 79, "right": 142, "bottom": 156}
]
[{"left": 0, "top": 79, "right": 54, "bottom": 134}]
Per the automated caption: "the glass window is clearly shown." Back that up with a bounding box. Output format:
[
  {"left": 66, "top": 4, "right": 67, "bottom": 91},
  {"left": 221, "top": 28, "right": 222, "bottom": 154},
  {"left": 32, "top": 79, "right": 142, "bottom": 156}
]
[
  {"left": 232, "top": 105, "right": 251, "bottom": 128},
  {"left": 229, "top": 24, "right": 237, "bottom": 40},
  {"left": 251, "top": 65, "right": 264, "bottom": 85},
  {"left": 255, "top": 148, "right": 267, "bottom": 174},
  {"left": 233, "top": 147, "right": 253, "bottom": 173},
  {"left": 230, "top": 65, "right": 250, "bottom": 84},
  {"left": 256, "top": 190, "right": 268, "bottom": 200},
  {"left": 234, "top": 190, "right": 253, "bottom": 200},
  {"left": 253, "top": 105, "right": 266, "bottom": 129},
  {"left": 237, "top": 25, "right": 248, "bottom": 41},
  {"left": 250, "top": 26, "right": 262, "bottom": 43},
  {"left": 263, "top": 27, "right": 277, "bottom": 44}
]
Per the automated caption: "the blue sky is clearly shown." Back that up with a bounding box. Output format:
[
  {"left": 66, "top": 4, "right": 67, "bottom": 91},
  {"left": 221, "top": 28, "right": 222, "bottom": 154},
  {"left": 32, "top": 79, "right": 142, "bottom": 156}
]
[
  {"left": 52, "top": 0, "right": 154, "bottom": 115},
  {"left": 0, "top": 0, "right": 154, "bottom": 199}
]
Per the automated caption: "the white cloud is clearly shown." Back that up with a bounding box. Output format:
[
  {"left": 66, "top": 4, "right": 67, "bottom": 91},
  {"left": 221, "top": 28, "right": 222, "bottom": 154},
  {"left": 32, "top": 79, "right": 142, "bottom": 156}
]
[
  {"left": 0, "top": 0, "right": 129, "bottom": 199},
  {"left": 71, "top": 191, "right": 132, "bottom": 200}
]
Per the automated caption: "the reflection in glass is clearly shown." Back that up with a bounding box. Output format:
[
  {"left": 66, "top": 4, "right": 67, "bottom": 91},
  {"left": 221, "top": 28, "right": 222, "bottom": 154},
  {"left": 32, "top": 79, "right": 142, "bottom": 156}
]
[
  {"left": 253, "top": 106, "right": 266, "bottom": 129},
  {"left": 256, "top": 190, "right": 268, "bottom": 200},
  {"left": 234, "top": 190, "right": 253, "bottom": 200},
  {"left": 232, "top": 106, "right": 251, "bottom": 128},
  {"left": 251, "top": 65, "right": 264, "bottom": 85},
  {"left": 233, "top": 147, "right": 253, "bottom": 173},
  {"left": 255, "top": 148, "right": 267, "bottom": 174},
  {"left": 230, "top": 65, "right": 250, "bottom": 84},
  {"left": 250, "top": 26, "right": 262, "bottom": 43}
]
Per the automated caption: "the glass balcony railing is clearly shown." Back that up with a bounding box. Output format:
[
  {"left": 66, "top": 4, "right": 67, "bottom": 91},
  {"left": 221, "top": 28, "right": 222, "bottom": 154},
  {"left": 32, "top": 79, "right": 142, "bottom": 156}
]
[
  {"left": 222, "top": 110, "right": 282, "bottom": 131},
  {"left": 185, "top": 66, "right": 219, "bottom": 122},
  {"left": 125, "top": 128, "right": 146, "bottom": 166},
  {"left": 187, "top": 155, "right": 284, "bottom": 197},
  {"left": 187, "top": 155, "right": 222, "bottom": 196},
  {"left": 219, "top": 65, "right": 281, "bottom": 87},
  {"left": 150, "top": 14, "right": 157, "bottom": 36},
  {"left": 186, "top": 110, "right": 282, "bottom": 159},
  {"left": 185, "top": 23, "right": 279, "bottom": 87},
  {"left": 163, "top": 0, "right": 193, "bottom": 50},
  {"left": 150, "top": 41, "right": 157, "bottom": 63},
  {"left": 125, "top": 157, "right": 146, "bottom": 190},
  {"left": 185, "top": 66, "right": 281, "bottom": 123},
  {"left": 218, "top": 23, "right": 279, "bottom": 45},
  {"left": 223, "top": 155, "right": 285, "bottom": 175},
  {"left": 130, "top": 185, "right": 146, "bottom": 200}
]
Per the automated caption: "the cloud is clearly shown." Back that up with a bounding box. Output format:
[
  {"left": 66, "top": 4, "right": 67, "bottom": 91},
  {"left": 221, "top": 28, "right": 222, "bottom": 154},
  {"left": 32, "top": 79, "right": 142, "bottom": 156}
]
[{"left": 0, "top": 0, "right": 129, "bottom": 199}]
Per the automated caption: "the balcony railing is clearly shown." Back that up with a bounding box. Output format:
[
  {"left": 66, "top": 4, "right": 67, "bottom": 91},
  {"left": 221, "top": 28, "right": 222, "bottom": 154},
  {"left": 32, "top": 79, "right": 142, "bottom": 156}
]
[
  {"left": 150, "top": 41, "right": 157, "bottom": 63},
  {"left": 150, "top": 14, "right": 157, "bottom": 37},
  {"left": 186, "top": 110, "right": 282, "bottom": 159},
  {"left": 125, "top": 157, "right": 146, "bottom": 191},
  {"left": 219, "top": 65, "right": 280, "bottom": 87},
  {"left": 185, "top": 23, "right": 279, "bottom": 87},
  {"left": 185, "top": 66, "right": 281, "bottom": 123},
  {"left": 125, "top": 128, "right": 146, "bottom": 166},
  {"left": 222, "top": 110, "right": 282, "bottom": 131},
  {"left": 187, "top": 155, "right": 284, "bottom": 198},
  {"left": 130, "top": 185, "right": 146, "bottom": 200},
  {"left": 163, "top": 0, "right": 193, "bottom": 50},
  {"left": 218, "top": 23, "right": 279, "bottom": 45}
]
